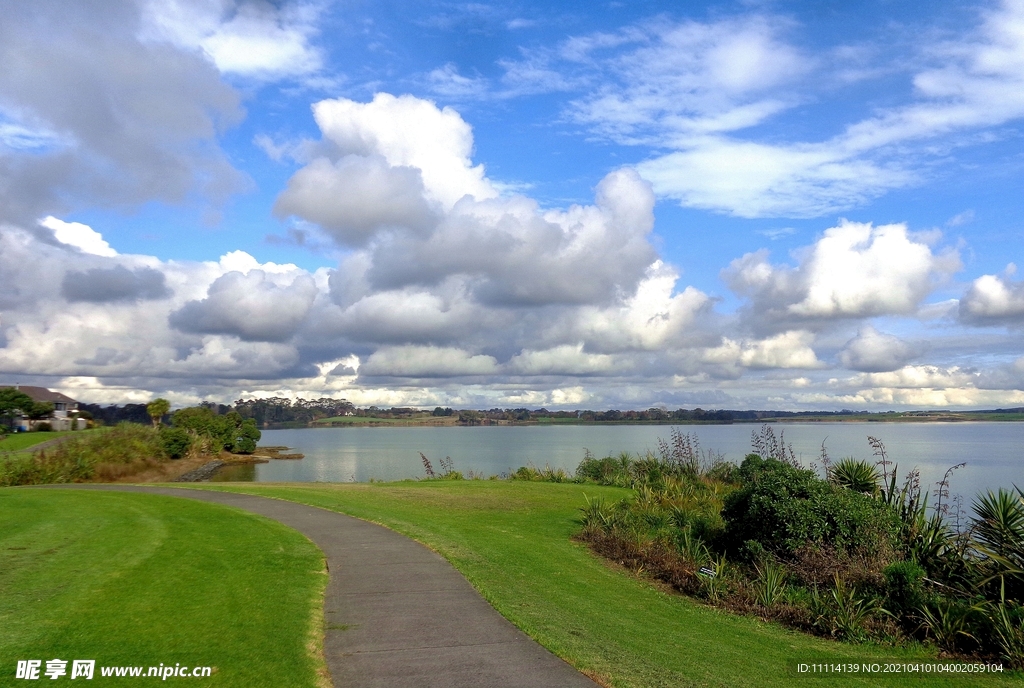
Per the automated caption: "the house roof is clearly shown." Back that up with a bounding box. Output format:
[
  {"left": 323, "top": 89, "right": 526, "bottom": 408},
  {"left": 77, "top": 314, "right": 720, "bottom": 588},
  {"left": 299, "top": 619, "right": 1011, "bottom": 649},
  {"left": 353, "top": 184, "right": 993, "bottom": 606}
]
[{"left": 1, "top": 385, "right": 79, "bottom": 405}]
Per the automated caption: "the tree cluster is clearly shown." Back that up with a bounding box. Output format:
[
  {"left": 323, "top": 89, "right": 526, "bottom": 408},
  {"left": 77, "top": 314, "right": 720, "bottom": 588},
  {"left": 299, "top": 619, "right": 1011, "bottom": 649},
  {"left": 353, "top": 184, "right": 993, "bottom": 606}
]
[
  {"left": 168, "top": 407, "right": 261, "bottom": 455},
  {"left": 232, "top": 397, "right": 356, "bottom": 426}
]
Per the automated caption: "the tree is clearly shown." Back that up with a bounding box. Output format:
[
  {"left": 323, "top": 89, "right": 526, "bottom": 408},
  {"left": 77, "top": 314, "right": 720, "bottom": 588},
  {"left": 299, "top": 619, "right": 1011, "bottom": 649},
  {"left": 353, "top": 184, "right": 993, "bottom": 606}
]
[
  {"left": 146, "top": 398, "right": 171, "bottom": 427},
  {"left": 0, "top": 388, "right": 35, "bottom": 430},
  {"left": 26, "top": 401, "right": 54, "bottom": 420}
]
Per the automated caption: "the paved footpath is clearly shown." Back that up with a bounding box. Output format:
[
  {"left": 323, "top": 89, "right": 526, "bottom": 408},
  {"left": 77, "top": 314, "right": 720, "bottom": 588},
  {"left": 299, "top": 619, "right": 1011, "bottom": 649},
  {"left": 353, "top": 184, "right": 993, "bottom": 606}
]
[{"left": 41, "top": 485, "right": 599, "bottom": 688}]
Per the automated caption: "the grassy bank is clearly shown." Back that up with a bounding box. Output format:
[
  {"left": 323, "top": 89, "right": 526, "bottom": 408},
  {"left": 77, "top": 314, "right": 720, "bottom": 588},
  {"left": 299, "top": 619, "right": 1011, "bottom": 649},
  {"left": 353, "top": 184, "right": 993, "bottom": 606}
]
[
  {"left": 0, "top": 424, "right": 167, "bottom": 484},
  {"left": 189, "top": 481, "right": 1017, "bottom": 687},
  {"left": 0, "top": 489, "right": 327, "bottom": 687},
  {"left": 0, "top": 429, "right": 102, "bottom": 453}
]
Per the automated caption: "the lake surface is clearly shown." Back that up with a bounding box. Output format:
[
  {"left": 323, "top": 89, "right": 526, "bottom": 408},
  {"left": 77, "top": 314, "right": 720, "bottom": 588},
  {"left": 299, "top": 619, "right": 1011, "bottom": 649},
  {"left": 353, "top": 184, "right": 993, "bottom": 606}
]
[{"left": 229, "top": 422, "right": 1024, "bottom": 499}]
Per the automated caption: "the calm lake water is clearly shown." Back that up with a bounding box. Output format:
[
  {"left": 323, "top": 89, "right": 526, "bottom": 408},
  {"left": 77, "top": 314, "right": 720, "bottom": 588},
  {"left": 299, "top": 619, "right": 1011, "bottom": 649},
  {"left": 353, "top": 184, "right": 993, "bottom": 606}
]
[{"left": 220, "top": 422, "right": 1024, "bottom": 499}]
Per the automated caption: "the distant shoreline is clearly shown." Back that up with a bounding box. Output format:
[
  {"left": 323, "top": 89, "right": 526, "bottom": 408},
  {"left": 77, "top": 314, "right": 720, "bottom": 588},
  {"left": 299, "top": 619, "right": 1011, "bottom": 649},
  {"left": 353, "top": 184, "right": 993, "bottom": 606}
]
[{"left": 259, "top": 412, "right": 1024, "bottom": 430}]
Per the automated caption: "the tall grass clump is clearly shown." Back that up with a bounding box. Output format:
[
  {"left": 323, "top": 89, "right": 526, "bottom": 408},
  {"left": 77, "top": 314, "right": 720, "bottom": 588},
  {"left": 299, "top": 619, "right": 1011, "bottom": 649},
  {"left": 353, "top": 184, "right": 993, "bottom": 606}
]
[
  {"left": 418, "top": 452, "right": 465, "bottom": 480},
  {"left": 0, "top": 423, "right": 167, "bottom": 485}
]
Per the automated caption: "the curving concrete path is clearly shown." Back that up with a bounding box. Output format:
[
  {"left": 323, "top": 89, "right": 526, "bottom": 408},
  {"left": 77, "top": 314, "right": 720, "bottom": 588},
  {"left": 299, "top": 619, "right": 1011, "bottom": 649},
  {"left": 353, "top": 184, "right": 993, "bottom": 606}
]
[{"left": 38, "top": 485, "right": 598, "bottom": 688}]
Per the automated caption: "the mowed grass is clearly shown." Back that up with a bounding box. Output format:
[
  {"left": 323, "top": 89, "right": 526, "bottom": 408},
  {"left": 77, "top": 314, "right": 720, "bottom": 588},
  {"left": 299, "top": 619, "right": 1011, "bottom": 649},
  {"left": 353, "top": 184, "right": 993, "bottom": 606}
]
[
  {"left": 0, "top": 489, "right": 327, "bottom": 687},
  {"left": 189, "top": 480, "right": 1019, "bottom": 688}
]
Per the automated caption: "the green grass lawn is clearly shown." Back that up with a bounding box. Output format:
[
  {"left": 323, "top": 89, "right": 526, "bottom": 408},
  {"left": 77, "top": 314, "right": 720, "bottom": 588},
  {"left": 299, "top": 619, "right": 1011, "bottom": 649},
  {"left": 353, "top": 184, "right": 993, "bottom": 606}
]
[
  {"left": 0, "top": 489, "right": 327, "bottom": 687},
  {"left": 0, "top": 429, "right": 103, "bottom": 453},
  {"left": 188, "top": 480, "right": 1019, "bottom": 688}
]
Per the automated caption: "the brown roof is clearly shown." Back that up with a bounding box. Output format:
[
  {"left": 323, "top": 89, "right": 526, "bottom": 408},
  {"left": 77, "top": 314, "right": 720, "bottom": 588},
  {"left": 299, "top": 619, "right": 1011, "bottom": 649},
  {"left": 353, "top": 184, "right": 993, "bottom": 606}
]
[{"left": 1, "top": 385, "right": 79, "bottom": 405}]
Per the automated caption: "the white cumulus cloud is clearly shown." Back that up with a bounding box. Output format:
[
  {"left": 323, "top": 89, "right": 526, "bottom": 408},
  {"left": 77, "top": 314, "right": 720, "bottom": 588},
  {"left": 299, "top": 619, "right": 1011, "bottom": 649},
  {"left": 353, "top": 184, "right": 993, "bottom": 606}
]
[
  {"left": 311, "top": 93, "right": 497, "bottom": 209},
  {"left": 959, "top": 267, "right": 1024, "bottom": 324},
  {"left": 40, "top": 216, "right": 117, "bottom": 257},
  {"left": 724, "top": 220, "right": 960, "bottom": 327},
  {"left": 839, "top": 327, "right": 918, "bottom": 372},
  {"left": 140, "top": 0, "right": 323, "bottom": 80}
]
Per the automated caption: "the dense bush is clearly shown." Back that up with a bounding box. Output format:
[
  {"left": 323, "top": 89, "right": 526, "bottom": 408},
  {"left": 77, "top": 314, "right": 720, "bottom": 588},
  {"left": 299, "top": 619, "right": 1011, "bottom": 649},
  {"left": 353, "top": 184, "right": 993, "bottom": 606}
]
[
  {"left": 171, "top": 407, "right": 261, "bottom": 454},
  {"left": 882, "top": 560, "right": 926, "bottom": 628},
  {"left": 159, "top": 426, "right": 192, "bottom": 459},
  {"left": 511, "top": 464, "right": 570, "bottom": 482},
  {"left": 575, "top": 452, "right": 633, "bottom": 486},
  {"left": 721, "top": 455, "right": 900, "bottom": 558}
]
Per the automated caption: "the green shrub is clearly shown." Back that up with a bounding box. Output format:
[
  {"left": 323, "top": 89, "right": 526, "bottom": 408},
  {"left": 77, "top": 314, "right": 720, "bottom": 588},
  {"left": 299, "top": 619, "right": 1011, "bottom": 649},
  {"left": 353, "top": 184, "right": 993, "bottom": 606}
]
[
  {"left": 883, "top": 560, "right": 926, "bottom": 628},
  {"left": 35, "top": 422, "right": 52, "bottom": 432},
  {"left": 511, "top": 464, "right": 568, "bottom": 482},
  {"left": 705, "top": 461, "right": 738, "bottom": 483},
  {"left": 578, "top": 495, "right": 624, "bottom": 532},
  {"left": 159, "top": 426, "right": 192, "bottom": 459},
  {"left": 722, "top": 455, "right": 900, "bottom": 558},
  {"left": 916, "top": 597, "right": 983, "bottom": 653},
  {"left": 575, "top": 452, "right": 632, "bottom": 486}
]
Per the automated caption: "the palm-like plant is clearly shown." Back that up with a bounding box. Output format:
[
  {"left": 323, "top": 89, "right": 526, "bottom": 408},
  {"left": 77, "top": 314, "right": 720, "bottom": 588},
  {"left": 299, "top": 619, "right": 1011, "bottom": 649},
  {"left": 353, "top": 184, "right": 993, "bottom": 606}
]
[
  {"left": 677, "top": 527, "right": 711, "bottom": 568},
  {"left": 972, "top": 487, "right": 1024, "bottom": 602},
  {"left": 810, "top": 573, "right": 886, "bottom": 640},
  {"left": 755, "top": 559, "right": 787, "bottom": 608},
  {"left": 916, "top": 597, "right": 983, "bottom": 652},
  {"left": 988, "top": 601, "right": 1024, "bottom": 669},
  {"left": 698, "top": 554, "right": 728, "bottom": 602},
  {"left": 831, "top": 458, "right": 880, "bottom": 494},
  {"left": 578, "top": 494, "right": 621, "bottom": 532}
]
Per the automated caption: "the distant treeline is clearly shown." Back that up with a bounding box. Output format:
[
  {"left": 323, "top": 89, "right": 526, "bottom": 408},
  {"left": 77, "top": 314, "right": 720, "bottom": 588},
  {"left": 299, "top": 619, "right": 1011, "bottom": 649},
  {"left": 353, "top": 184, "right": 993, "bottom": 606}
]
[
  {"left": 77, "top": 399, "right": 1024, "bottom": 428},
  {"left": 79, "top": 403, "right": 151, "bottom": 425}
]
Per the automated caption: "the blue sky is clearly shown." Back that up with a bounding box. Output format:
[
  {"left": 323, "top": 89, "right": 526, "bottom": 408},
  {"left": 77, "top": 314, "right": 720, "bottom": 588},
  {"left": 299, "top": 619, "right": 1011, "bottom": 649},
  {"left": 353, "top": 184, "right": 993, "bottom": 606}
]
[{"left": 2, "top": 0, "right": 1024, "bottom": 409}]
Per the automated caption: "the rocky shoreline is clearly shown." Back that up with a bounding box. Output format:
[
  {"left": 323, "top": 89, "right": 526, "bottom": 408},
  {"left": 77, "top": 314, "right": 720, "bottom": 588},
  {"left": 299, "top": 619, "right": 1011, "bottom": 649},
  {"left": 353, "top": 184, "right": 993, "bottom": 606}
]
[
  {"left": 171, "top": 446, "right": 303, "bottom": 482},
  {"left": 172, "top": 460, "right": 227, "bottom": 482}
]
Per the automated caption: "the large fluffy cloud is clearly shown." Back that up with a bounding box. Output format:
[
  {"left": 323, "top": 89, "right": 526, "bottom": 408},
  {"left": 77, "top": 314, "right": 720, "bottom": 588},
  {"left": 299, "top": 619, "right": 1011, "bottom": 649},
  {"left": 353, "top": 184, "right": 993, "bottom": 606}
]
[
  {"left": 278, "top": 94, "right": 659, "bottom": 308},
  {"left": 839, "top": 327, "right": 918, "bottom": 373},
  {"left": 311, "top": 93, "right": 497, "bottom": 209},
  {"left": 360, "top": 346, "right": 499, "bottom": 378},
  {"left": 170, "top": 269, "right": 318, "bottom": 342},
  {"left": 724, "top": 220, "right": 960, "bottom": 329},
  {"left": 959, "top": 269, "right": 1024, "bottom": 324},
  {"left": 274, "top": 155, "right": 437, "bottom": 245},
  {"left": 702, "top": 330, "right": 822, "bottom": 371}
]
